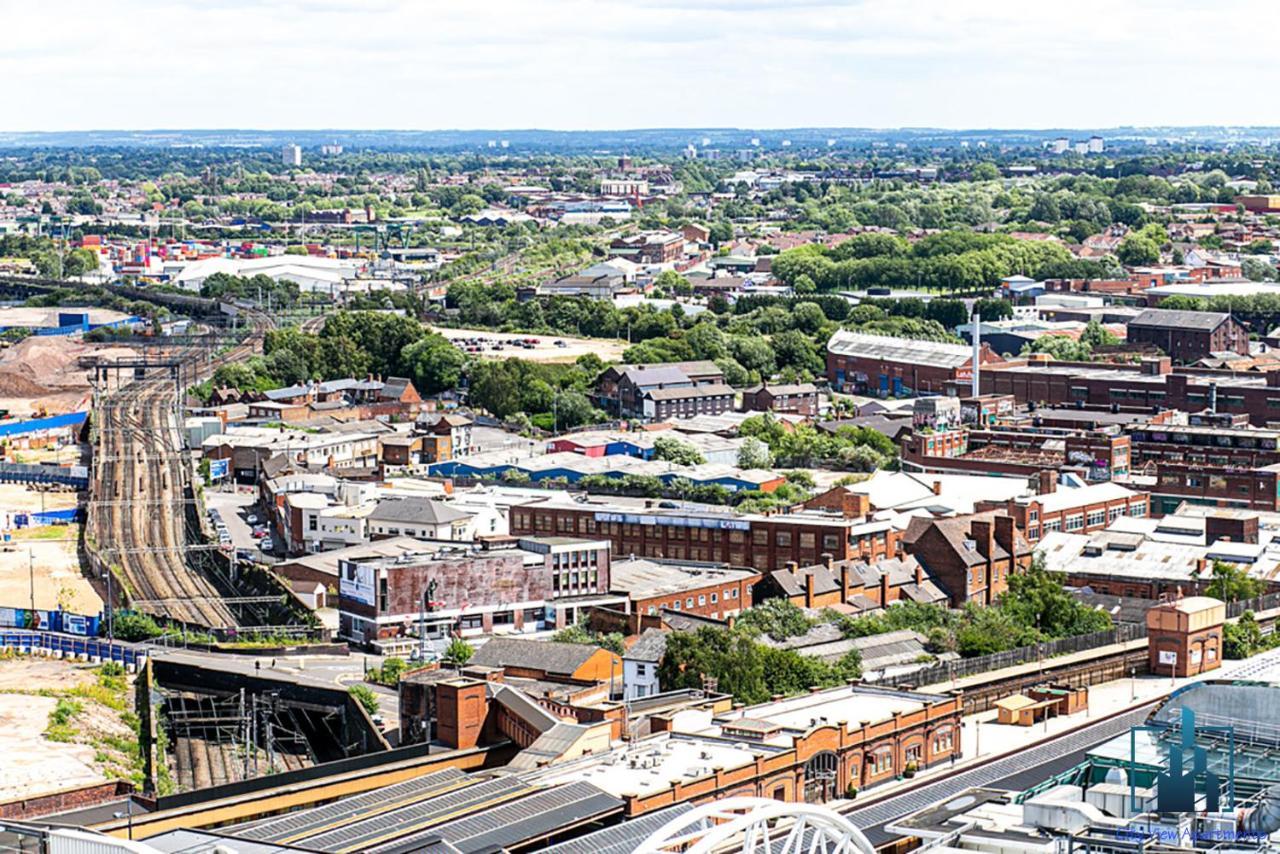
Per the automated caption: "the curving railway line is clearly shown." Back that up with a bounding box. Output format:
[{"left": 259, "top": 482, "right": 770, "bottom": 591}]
[{"left": 87, "top": 306, "right": 274, "bottom": 631}]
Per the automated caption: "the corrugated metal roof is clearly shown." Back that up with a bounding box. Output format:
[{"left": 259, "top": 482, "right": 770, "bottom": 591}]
[{"left": 827, "top": 329, "right": 973, "bottom": 368}]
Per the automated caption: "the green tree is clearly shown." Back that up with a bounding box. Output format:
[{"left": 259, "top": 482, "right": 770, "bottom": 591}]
[
  {"left": 737, "top": 437, "right": 773, "bottom": 469},
  {"left": 348, "top": 684, "right": 380, "bottom": 716},
  {"left": 736, "top": 600, "right": 815, "bottom": 641},
  {"left": 1116, "top": 235, "right": 1160, "bottom": 266},
  {"left": 793, "top": 274, "right": 817, "bottom": 295},
  {"left": 1204, "top": 561, "right": 1265, "bottom": 603},
  {"left": 652, "top": 436, "right": 706, "bottom": 466},
  {"left": 552, "top": 622, "right": 625, "bottom": 655},
  {"left": 444, "top": 637, "right": 474, "bottom": 665},
  {"left": 401, "top": 334, "right": 465, "bottom": 395},
  {"left": 972, "top": 297, "right": 1014, "bottom": 321},
  {"left": 971, "top": 162, "right": 1000, "bottom": 181}
]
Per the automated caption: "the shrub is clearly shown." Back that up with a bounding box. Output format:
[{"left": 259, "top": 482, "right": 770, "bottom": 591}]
[
  {"left": 445, "top": 637, "right": 474, "bottom": 665},
  {"left": 348, "top": 684, "right": 379, "bottom": 716}
]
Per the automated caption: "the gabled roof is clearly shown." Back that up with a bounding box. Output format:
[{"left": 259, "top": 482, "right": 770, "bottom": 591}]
[
  {"left": 1129, "top": 308, "right": 1232, "bottom": 332},
  {"left": 902, "top": 513, "right": 1030, "bottom": 567},
  {"left": 622, "top": 365, "right": 693, "bottom": 387},
  {"left": 367, "top": 496, "right": 471, "bottom": 526},
  {"left": 744, "top": 382, "right": 818, "bottom": 397},
  {"left": 642, "top": 383, "right": 734, "bottom": 401},
  {"left": 624, "top": 628, "right": 668, "bottom": 663},
  {"left": 826, "top": 329, "right": 974, "bottom": 369},
  {"left": 470, "top": 637, "right": 604, "bottom": 678}
]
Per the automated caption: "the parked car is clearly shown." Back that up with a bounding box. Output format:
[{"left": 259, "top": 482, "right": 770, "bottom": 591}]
[
  {"left": 251, "top": 527, "right": 267, "bottom": 539},
  {"left": 246, "top": 513, "right": 259, "bottom": 524},
  {"left": 260, "top": 538, "right": 274, "bottom": 552}
]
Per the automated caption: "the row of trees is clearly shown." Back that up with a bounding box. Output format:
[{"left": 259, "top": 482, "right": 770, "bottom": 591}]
[
  {"left": 203, "top": 311, "right": 466, "bottom": 400},
  {"left": 653, "top": 558, "right": 1114, "bottom": 705},
  {"left": 738, "top": 414, "right": 898, "bottom": 472},
  {"left": 769, "top": 231, "right": 1116, "bottom": 294}
]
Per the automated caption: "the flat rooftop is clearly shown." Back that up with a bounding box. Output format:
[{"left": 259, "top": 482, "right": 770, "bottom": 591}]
[{"left": 524, "top": 732, "right": 777, "bottom": 798}]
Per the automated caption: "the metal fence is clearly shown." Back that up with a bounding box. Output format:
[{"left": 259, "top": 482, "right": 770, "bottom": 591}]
[
  {"left": 1227, "top": 592, "right": 1280, "bottom": 619},
  {"left": 872, "top": 622, "right": 1148, "bottom": 688},
  {"left": 0, "top": 629, "right": 147, "bottom": 667}
]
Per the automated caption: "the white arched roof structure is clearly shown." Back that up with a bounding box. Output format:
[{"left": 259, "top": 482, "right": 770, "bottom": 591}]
[{"left": 635, "top": 797, "right": 876, "bottom": 854}]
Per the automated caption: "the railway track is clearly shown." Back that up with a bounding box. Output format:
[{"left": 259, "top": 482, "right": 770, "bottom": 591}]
[{"left": 87, "top": 308, "right": 273, "bottom": 631}]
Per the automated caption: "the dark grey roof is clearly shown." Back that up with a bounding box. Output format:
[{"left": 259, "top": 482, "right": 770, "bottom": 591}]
[
  {"left": 263, "top": 383, "right": 309, "bottom": 401},
  {"left": 234, "top": 768, "right": 467, "bottom": 842},
  {"left": 660, "top": 608, "right": 727, "bottom": 631},
  {"left": 622, "top": 365, "right": 693, "bottom": 387},
  {"left": 744, "top": 382, "right": 818, "bottom": 396},
  {"left": 377, "top": 781, "right": 623, "bottom": 854},
  {"left": 643, "top": 383, "right": 735, "bottom": 401},
  {"left": 381, "top": 376, "right": 412, "bottom": 399},
  {"left": 368, "top": 497, "right": 471, "bottom": 526},
  {"left": 625, "top": 628, "right": 669, "bottom": 662},
  {"left": 541, "top": 804, "right": 693, "bottom": 854},
  {"left": 1129, "top": 308, "right": 1231, "bottom": 331},
  {"left": 470, "top": 637, "right": 602, "bottom": 677}
]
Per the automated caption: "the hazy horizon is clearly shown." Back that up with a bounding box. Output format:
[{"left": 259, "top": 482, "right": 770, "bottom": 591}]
[{"left": 5, "top": 0, "right": 1280, "bottom": 133}]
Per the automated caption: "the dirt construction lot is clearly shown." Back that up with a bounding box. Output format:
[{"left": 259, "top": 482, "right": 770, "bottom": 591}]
[
  {"left": 0, "top": 658, "right": 129, "bottom": 801},
  {"left": 429, "top": 326, "right": 628, "bottom": 364},
  {"left": 0, "top": 524, "right": 101, "bottom": 613}
]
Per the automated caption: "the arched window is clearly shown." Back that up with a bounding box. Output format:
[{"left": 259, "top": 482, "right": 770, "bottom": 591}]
[{"left": 804, "top": 750, "right": 840, "bottom": 802}]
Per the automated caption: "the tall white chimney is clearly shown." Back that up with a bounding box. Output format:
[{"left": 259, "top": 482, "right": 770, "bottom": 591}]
[{"left": 971, "top": 313, "right": 982, "bottom": 396}]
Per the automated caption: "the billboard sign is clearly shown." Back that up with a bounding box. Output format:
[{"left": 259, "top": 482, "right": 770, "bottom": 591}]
[{"left": 340, "top": 559, "right": 377, "bottom": 607}]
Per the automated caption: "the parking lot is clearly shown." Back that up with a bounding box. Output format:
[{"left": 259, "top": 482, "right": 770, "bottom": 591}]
[
  {"left": 429, "top": 326, "right": 628, "bottom": 364},
  {"left": 204, "top": 489, "right": 275, "bottom": 560}
]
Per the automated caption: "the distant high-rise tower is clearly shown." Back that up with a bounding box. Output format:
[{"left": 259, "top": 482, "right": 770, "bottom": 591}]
[
  {"left": 282, "top": 143, "right": 302, "bottom": 166},
  {"left": 320, "top": 142, "right": 343, "bottom": 156},
  {"left": 1088, "top": 136, "right": 1105, "bottom": 154}
]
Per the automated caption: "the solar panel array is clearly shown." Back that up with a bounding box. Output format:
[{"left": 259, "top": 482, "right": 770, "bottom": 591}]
[
  {"left": 233, "top": 768, "right": 469, "bottom": 843},
  {"left": 369, "top": 780, "right": 624, "bottom": 854},
  {"left": 540, "top": 803, "right": 693, "bottom": 854},
  {"left": 305, "top": 775, "right": 535, "bottom": 852}
]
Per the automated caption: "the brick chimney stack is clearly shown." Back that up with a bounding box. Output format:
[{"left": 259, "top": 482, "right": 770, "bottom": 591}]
[
  {"left": 970, "top": 519, "right": 995, "bottom": 558},
  {"left": 804, "top": 570, "right": 816, "bottom": 608},
  {"left": 840, "top": 565, "right": 851, "bottom": 603},
  {"left": 1037, "top": 470, "right": 1057, "bottom": 495},
  {"left": 994, "top": 515, "right": 1016, "bottom": 556}
]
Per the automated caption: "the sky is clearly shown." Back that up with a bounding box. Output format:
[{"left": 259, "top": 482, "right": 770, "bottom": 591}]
[{"left": 4, "top": 0, "right": 1280, "bottom": 132}]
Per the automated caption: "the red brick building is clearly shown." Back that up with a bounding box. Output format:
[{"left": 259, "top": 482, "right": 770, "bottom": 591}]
[
  {"left": 752, "top": 554, "right": 947, "bottom": 611},
  {"left": 827, "top": 329, "right": 1002, "bottom": 396},
  {"left": 609, "top": 557, "right": 760, "bottom": 619},
  {"left": 509, "top": 500, "right": 898, "bottom": 575},
  {"left": 1146, "top": 596, "right": 1225, "bottom": 678},
  {"left": 1148, "top": 462, "right": 1280, "bottom": 516},
  {"left": 1126, "top": 308, "right": 1248, "bottom": 363},
  {"left": 901, "top": 513, "right": 1032, "bottom": 606},
  {"left": 337, "top": 536, "right": 614, "bottom": 642},
  {"left": 740, "top": 382, "right": 819, "bottom": 415},
  {"left": 972, "top": 356, "right": 1280, "bottom": 427},
  {"left": 976, "top": 472, "right": 1149, "bottom": 542}
]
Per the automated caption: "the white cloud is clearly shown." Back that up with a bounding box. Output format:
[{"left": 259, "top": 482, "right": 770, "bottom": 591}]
[{"left": 2, "top": 0, "right": 1279, "bottom": 130}]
